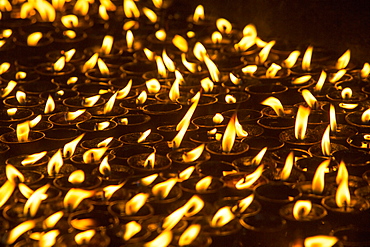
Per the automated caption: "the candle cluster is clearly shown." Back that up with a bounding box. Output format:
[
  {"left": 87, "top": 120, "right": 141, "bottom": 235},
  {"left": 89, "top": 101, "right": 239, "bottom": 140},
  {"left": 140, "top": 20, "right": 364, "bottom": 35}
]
[{"left": 0, "top": 0, "right": 370, "bottom": 246}]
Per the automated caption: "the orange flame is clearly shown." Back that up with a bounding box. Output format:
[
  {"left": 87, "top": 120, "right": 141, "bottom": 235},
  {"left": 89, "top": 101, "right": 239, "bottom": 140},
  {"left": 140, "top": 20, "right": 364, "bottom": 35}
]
[
  {"left": 163, "top": 50, "right": 176, "bottom": 72},
  {"left": 144, "top": 231, "right": 172, "bottom": 247},
  {"left": 152, "top": 178, "right": 177, "bottom": 199},
  {"left": 144, "top": 48, "right": 155, "bottom": 61},
  {"left": 61, "top": 15, "right": 78, "bottom": 28},
  {"left": 204, "top": 55, "right": 220, "bottom": 82},
  {"left": 282, "top": 50, "right": 301, "bottom": 68},
  {"left": 292, "top": 75, "right": 312, "bottom": 85},
  {"left": 211, "top": 31, "right": 222, "bottom": 44},
  {"left": 101, "top": 35, "right": 113, "bottom": 55},
  {"left": 64, "top": 30, "right": 76, "bottom": 39},
  {"left": 312, "top": 159, "right": 330, "bottom": 194},
  {"left": 98, "top": 156, "right": 111, "bottom": 177},
  {"left": 182, "top": 195, "right": 205, "bottom": 217},
  {"left": 125, "top": 193, "right": 149, "bottom": 215},
  {"left": 225, "top": 94, "right": 237, "bottom": 103},
  {"left": 103, "top": 182, "right": 124, "bottom": 200},
  {"left": 16, "top": 121, "right": 30, "bottom": 142},
  {"left": 24, "top": 184, "right": 50, "bottom": 217},
  {"left": 179, "top": 166, "right": 195, "bottom": 181},
  {"left": 242, "top": 65, "right": 258, "bottom": 75},
  {"left": 335, "top": 49, "right": 351, "bottom": 70},
  {"left": 65, "top": 109, "right": 86, "bottom": 121},
  {"left": 261, "top": 96, "right": 285, "bottom": 117},
  {"left": 82, "top": 53, "right": 99, "bottom": 73},
  {"left": 138, "top": 129, "right": 151, "bottom": 143},
  {"left": 6, "top": 164, "right": 24, "bottom": 183},
  {"left": 75, "top": 230, "right": 96, "bottom": 245},
  {"left": 97, "top": 137, "right": 113, "bottom": 148},
  {"left": 146, "top": 78, "right": 161, "bottom": 93},
  {"left": 321, "top": 125, "right": 331, "bottom": 156},
  {"left": 178, "top": 224, "right": 201, "bottom": 247},
  {"left": 143, "top": 7, "right": 157, "bottom": 23},
  {"left": 21, "top": 151, "right": 47, "bottom": 166},
  {"left": 295, "top": 106, "right": 311, "bottom": 140},
  {"left": 136, "top": 91, "right": 148, "bottom": 104},
  {"left": 210, "top": 206, "right": 235, "bottom": 228},
  {"left": 235, "top": 115, "right": 248, "bottom": 138},
  {"left": 335, "top": 173, "right": 351, "bottom": 208},
  {"left": 212, "top": 113, "right": 224, "bottom": 124},
  {"left": 26, "top": 114, "right": 41, "bottom": 128},
  {"left": 293, "top": 200, "right": 312, "bottom": 220},
  {"left": 336, "top": 160, "right": 348, "bottom": 185},
  {"left": 329, "top": 104, "right": 337, "bottom": 132},
  {"left": 0, "top": 180, "right": 16, "bottom": 208},
  {"left": 304, "top": 235, "right": 338, "bottom": 247},
  {"left": 265, "top": 63, "right": 281, "bottom": 78},
  {"left": 216, "top": 18, "right": 232, "bottom": 34},
  {"left": 235, "top": 194, "right": 254, "bottom": 213},
  {"left": 193, "top": 5, "right": 204, "bottom": 23},
  {"left": 47, "top": 149, "right": 64, "bottom": 176},
  {"left": 256, "top": 40, "right": 275, "bottom": 65},
  {"left": 181, "top": 53, "right": 198, "bottom": 73},
  {"left": 63, "top": 134, "right": 85, "bottom": 158},
  {"left": 6, "top": 220, "right": 36, "bottom": 245},
  {"left": 329, "top": 69, "right": 346, "bottom": 83},
  {"left": 73, "top": 0, "right": 89, "bottom": 16},
  {"left": 302, "top": 45, "right": 313, "bottom": 71},
  {"left": 63, "top": 188, "right": 95, "bottom": 211},
  {"left": 1, "top": 80, "right": 17, "bottom": 98},
  {"left": 95, "top": 121, "right": 110, "bottom": 131},
  {"left": 16, "top": 91, "right": 26, "bottom": 104},
  {"left": 182, "top": 144, "right": 205, "bottom": 163},
  {"left": 222, "top": 114, "right": 236, "bottom": 153},
  {"left": 117, "top": 79, "right": 132, "bottom": 99},
  {"left": 230, "top": 73, "right": 241, "bottom": 86},
  {"left": 103, "top": 92, "right": 117, "bottom": 114},
  {"left": 53, "top": 56, "right": 65, "bottom": 72},
  {"left": 173, "top": 35, "right": 188, "bottom": 53},
  {"left": 27, "top": 32, "right": 43, "bottom": 46},
  {"left": 281, "top": 151, "right": 294, "bottom": 180},
  {"left": 82, "top": 147, "right": 108, "bottom": 163},
  {"left": 123, "top": 221, "right": 142, "bottom": 241},
  {"left": 201, "top": 77, "right": 214, "bottom": 93},
  {"left": 156, "top": 55, "right": 167, "bottom": 78},
  {"left": 341, "top": 87, "right": 352, "bottom": 100},
  {"left": 361, "top": 109, "right": 370, "bottom": 123},
  {"left": 195, "top": 176, "right": 212, "bottom": 192},
  {"left": 361, "top": 63, "right": 370, "bottom": 79},
  {"left": 44, "top": 95, "right": 55, "bottom": 114},
  {"left": 43, "top": 211, "right": 64, "bottom": 229},
  {"left": 140, "top": 174, "right": 158, "bottom": 186},
  {"left": 169, "top": 76, "right": 180, "bottom": 102},
  {"left": 99, "top": 5, "right": 109, "bottom": 21},
  {"left": 155, "top": 29, "right": 167, "bottom": 42},
  {"left": 235, "top": 165, "right": 264, "bottom": 189},
  {"left": 68, "top": 170, "right": 85, "bottom": 185},
  {"left": 123, "top": 0, "right": 140, "bottom": 18},
  {"left": 143, "top": 152, "right": 156, "bottom": 169},
  {"left": 193, "top": 42, "right": 207, "bottom": 62},
  {"left": 97, "top": 58, "right": 110, "bottom": 76},
  {"left": 301, "top": 89, "right": 317, "bottom": 109},
  {"left": 126, "top": 30, "right": 134, "bottom": 51}
]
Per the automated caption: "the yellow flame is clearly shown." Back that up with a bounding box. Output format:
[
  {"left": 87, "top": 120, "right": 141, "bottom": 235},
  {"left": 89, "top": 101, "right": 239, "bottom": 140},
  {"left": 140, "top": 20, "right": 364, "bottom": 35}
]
[
  {"left": 138, "top": 129, "right": 151, "bottom": 143},
  {"left": 68, "top": 170, "right": 85, "bottom": 185},
  {"left": 82, "top": 53, "right": 99, "bottom": 73},
  {"left": 52, "top": 0, "right": 64, "bottom": 11},
  {"left": 178, "top": 224, "right": 201, "bottom": 247},
  {"left": 75, "top": 230, "right": 96, "bottom": 245},
  {"left": 99, "top": 5, "right": 109, "bottom": 20},
  {"left": 292, "top": 75, "right": 312, "bottom": 85},
  {"left": 16, "top": 91, "right": 26, "bottom": 104},
  {"left": 82, "top": 147, "right": 108, "bottom": 163},
  {"left": 176, "top": 93, "right": 199, "bottom": 131},
  {"left": 236, "top": 194, "right": 254, "bottom": 213},
  {"left": 47, "top": 149, "right": 64, "bottom": 176},
  {"left": 282, "top": 50, "right": 301, "bottom": 68},
  {"left": 329, "top": 69, "right": 346, "bottom": 83},
  {"left": 144, "top": 48, "right": 155, "bottom": 61},
  {"left": 82, "top": 95, "right": 100, "bottom": 108},
  {"left": 211, "top": 31, "right": 222, "bottom": 44},
  {"left": 123, "top": 221, "right": 142, "bottom": 241},
  {"left": 97, "top": 156, "right": 111, "bottom": 177},
  {"left": 124, "top": 30, "right": 134, "bottom": 51},
  {"left": 281, "top": 151, "right": 294, "bottom": 180},
  {"left": 53, "top": 56, "right": 65, "bottom": 72},
  {"left": 123, "top": 0, "right": 139, "bottom": 18},
  {"left": 361, "top": 108, "right": 370, "bottom": 123},
  {"left": 216, "top": 18, "right": 232, "bottom": 34},
  {"left": 136, "top": 91, "right": 148, "bottom": 104},
  {"left": 179, "top": 166, "right": 195, "bottom": 181},
  {"left": 235, "top": 115, "right": 248, "bottom": 138},
  {"left": 293, "top": 200, "right": 312, "bottom": 220},
  {"left": 329, "top": 104, "right": 337, "bottom": 133},
  {"left": 163, "top": 206, "right": 187, "bottom": 230},
  {"left": 163, "top": 50, "right": 176, "bottom": 72},
  {"left": 44, "top": 95, "right": 55, "bottom": 114},
  {"left": 66, "top": 109, "right": 86, "bottom": 121},
  {"left": 201, "top": 77, "right": 214, "bottom": 93},
  {"left": 241, "top": 65, "right": 258, "bottom": 75},
  {"left": 182, "top": 195, "right": 205, "bottom": 217},
  {"left": 63, "top": 188, "right": 95, "bottom": 211},
  {"left": 169, "top": 77, "right": 180, "bottom": 102},
  {"left": 266, "top": 63, "right": 281, "bottom": 78},
  {"left": 173, "top": 35, "right": 188, "bottom": 53},
  {"left": 116, "top": 80, "right": 132, "bottom": 100},
  {"left": 235, "top": 165, "right": 264, "bottom": 189},
  {"left": 193, "top": 42, "right": 207, "bottom": 62},
  {"left": 225, "top": 94, "right": 237, "bottom": 104},
  {"left": 143, "top": 152, "right": 156, "bottom": 169},
  {"left": 43, "top": 211, "right": 64, "bottom": 229},
  {"left": 24, "top": 184, "right": 50, "bottom": 217},
  {"left": 142, "top": 7, "right": 157, "bottom": 23},
  {"left": 321, "top": 125, "right": 331, "bottom": 156},
  {"left": 35, "top": 0, "right": 56, "bottom": 21},
  {"left": 21, "top": 151, "right": 47, "bottom": 166},
  {"left": 28, "top": 115, "right": 42, "bottom": 128},
  {"left": 193, "top": 5, "right": 204, "bottom": 23},
  {"left": 0, "top": 0, "right": 12, "bottom": 11},
  {"left": 341, "top": 87, "right": 352, "bottom": 100},
  {"left": 195, "top": 176, "right": 212, "bottom": 192},
  {"left": 101, "top": 35, "right": 113, "bottom": 55},
  {"left": 97, "top": 58, "right": 110, "bottom": 76},
  {"left": 103, "top": 182, "right": 124, "bottom": 200},
  {"left": 339, "top": 103, "right": 358, "bottom": 110},
  {"left": 144, "top": 231, "right": 172, "bottom": 247},
  {"left": 16, "top": 121, "right": 30, "bottom": 142},
  {"left": 27, "top": 32, "right": 43, "bottom": 46},
  {"left": 335, "top": 174, "right": 351, "bottom": 208},
  {"left": 6, "top": 220, "right": 37, "bottom": 245},
  {"left": 152, "top": 178, "right": 177, "bottom": 199},
  {"left": 181, "top": 53, "right": 198, "bottom": 73},
  {"left": 210, "top": 206, "right": 235, "bottom": 228},
  {"left": 7, "top": 108, "right": 17, "bottom": 118},
  {"left": 261, "top": 96, "right": 285, "bottom": 117},
  {"left": 304, "top": 235, "right": 338, "bottom": 247},
  {"left": 302, "top": 45, "right": 313, "bottom": 71},
  {"left": 125, "top": 193, "right": 149, "bottom": 215},
  {"left": 182, "top": 144, "right": 205, "bottom": 163},
  {"left": 336, "top": 49, "right": 351, "bottom": 70},
  {"left": 0, "top": 180, "right": 16, "bottom": 208},
  {"left": 312, "top": 159, "right": 331, "bottom": 194},
  {"left": 204, "top": 55, "right": 220, "bottom": 82},
  {"left": 361, "top": 63, "right": 370, "bottom": 79},
  {"left": 67, "top": 77, "right": 78, "bottom": 85},
  {"left": 336, "top": 160, "right": 348, "bottom": 185},
  {"left": 235, "top": 34, "right": 256, "bottom": 52},
  {"left": 63, "top": 134, "right": 84, "bottom": 158},
  {"left": 256, "top": 40, "right": 275, "bottom": 65},
  {"left": 96, "top": 137, "right": 113, "bottom": 148},
  {"left": 295, "top": 105, "right": 311, "bottom": 140},
  {"left": 213, "top": 113, "right": 224, "bottom": 124},
  {"left": 155, "top": 56, "right": 167, "bottom": 78},
  {"left": 140, "top": 174, "right": 158, "bottom": 186},
  {"left": 146, "top": 78, "right": 161, "bottom": 93},
  {"left": 155, "top": 29, "right": 166, "bottom": 42},
  {"left": 103, "top": 92, "right": 117, "bottom": 114},
  {"left": 73, "top": 0, "right": 89, "bottom": 15},
  {"left": 230, "top": 73, "right": 241, "bottom": 85},
  {"left": 61, "top": 15, "right": 78, "bottom": 28},
  {"left": 222, "top": 114, "right": 236, "bottom": 153},
  {"left": 6, "top": 164, "right": 24, "bottom": 183},
  {"left": 1, "top": 80, "right": 16, "bottom": 98}
]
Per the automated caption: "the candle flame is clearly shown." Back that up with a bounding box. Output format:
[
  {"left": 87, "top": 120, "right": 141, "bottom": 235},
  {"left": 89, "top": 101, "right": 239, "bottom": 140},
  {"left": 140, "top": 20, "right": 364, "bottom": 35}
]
[
  {"left": 117, "top": 79, "right": 132, "bottom": 99},
  {"left": 235, "top": 115, "right": 248, "bottom": 138},
  {"left": 103, "top": 92, "right": 117, "bottom": 114},
  {"left": 235, "top": 165, "right": 264, "bottom": 189},
  {"left": 361, "top": 108, "right": 370, "bottom": 123},
  {"left": 123, "top": 0, "right": 140, "bottom": 18},
  {"left": 43, "top": 211, "right": 64, "bottom": 229},
  {"left": 6, "top": 220, "right": 37, "bottom": 245},
  {"left": 181, "top": 53, "right": 198, "bottom": 73},
  {"left": 179, "top": 166, "right": 195, "bottom": 181},
  {"left": 136, "top": 91, "right": 147, "bottom": 104},
  {"left": 103, "top": 182, "right": 124, "bottom": 200},
  {"left": 204, "top": 55, "right": 220, "bottom": 82},
  {"left": 266, "top": 63, "right": 281, "bottom": 78},
  {"left": 302, "top": 45, "right": 313, "bottom": 71},
  {"left": 210, "top": 206, "right": 235, "bottom": 228},
  {"left": 16, "top": 91, "right": 26, "bottom": 104},
  {"left": 143, "top": 152, "right": 155, "bottom": 169},
  {"left": 176, "top": 93, "right": 199, "bottom": 131},
  {"left": 292, "top": 75, "right": 312, "bottom": 85},
  {"left": 195, "top": 176, "right": 212, "bottom": 192},
  {"left": 47, "top": 149, "right": 64, "bottom": 176},
  {"left": 216, "top": 18, "right": 232, "bottom": 34},
  {"left": 222, "top": 114, "right": 236, "bottom": 153},
  {"left": 63, "top": 188, "right": 95, "bottom": 211},
  {"left": 144, "top": 48, "right": 155, "bottom": 61},
  {"left": 178, "top": 224, "right": 201, "bottom": 246},
  {"left": 125, "top": 30, "right": 134, "bottom": 51},
  {"left": 140, "top": 174, "right": 158, "bottom": 186},
  {"left": 336, "top": 160, "right": 348, "bottom": 185},
  {"left": 67, "top": 77, "right": 78, "bottom": 85},
  {"left": 312, "top": 159, "right": 330, "bottom": 194},
  {"left": 98, "top": 156, "right": 111, "bottom": 177},
  {"left": 63, "top": 133, "right": 84, "bottom": 158},
  {"left": 225, "top": 94, "right": 237, "bottom": 103},
  {"left": 256, "top": 40, "right": 275, "bottom": 65},
  {"left": 282, "top": 50, "right": 301, "bottom": 68},
  {"left": 193, "top": 42, "right": 207, "bottom": 62},
  {"left": 66, "top": 109, "right": 86, "bottom": 121},
  {"left": 230, "top": 73, "right": 241, "bottom": 85},
  {"left": 182, "top": 195, "right": 204, "bottom": 217},
  {"left": 329, "top": 104, "right": 337, "bottom": 132},
  {"left": 211, "top": 31, "right": 222, "bottom": 44},
  {"left": 338, "top": 103, "right": 358, "bottom": 110},
  {"left": 304, "top": 235, "right": 338, "bottom": 247},
  {"left": 68, "top": 170, "right": 85, "bottom": 185},
  {"left": 99, "top": 5, "right": 109, "bottom": 20},
  {"left": 335, "top": 172, "right": 351, "bottom": 208},
  {"left": 261, "top": 96, "right": 285, "bottom": 117},
  {"left": 1, "top": 80, "right": 17, "bottom": 98},
  {"left": 7, "top": 108, "right": 17, "bottom": 117},
  {"left": 63, "top": 30, "right": 76, "bottom": 39},
  {"left": 101, "top": 35, "right": 113, "bottom": 55},
  {"left": 155, "top": 29, "right": 166, "bottom": 42},
  {"left": 123, "top": 221, "right": 142, "bottom": 241},
  {"left": 295, "top": 105, "right": 311, "bottom": 140},
  {"left": 193, "top": 5, "right": 204, "bottom": 23},
  {"left": 242, "top": 65, "right": 258, "bottom": 75},
  {"left": 236, "top": 194, "right": 254, "bottom": 213},
  {"left": 142, "top": 7, "right": 157, "bottom": 23},
  {"left": 201, "top": 77, "right": 214, "bottom": 93},
  {"left": 61, "top": 14, "right": 79, "bottom": 28},
  {"left": 329, "top": 69, "right": 346, "bottom": 83},
  {"left": 75, "top": 230, "right": 96, "bottom": 245},
  {"left": 182, "top": 144, "right": 205, "bottom": 163},
  {"left": 125, "top": 193, "right": 149, "bottom": 215},
  {"left": 97, "top": 58, "right": 110, "bottom": 76},
  {"left": 0, "top": 62, "right": 10, "bottom": 74},
  {"left": 82, "top": 53, "right": 99, "bottom": 73},
  {"left": 281, "top": 151, "right": 294, "bottom": 180},
  {"left": 27, "top": 32, "right": 43, "bottom": 46},
  {"left": 301, "top": 89, "right": 317, "bottom": 109},
  {"left": 341, "top": 87, "right": 352, "bottom": 100},
  {"left": 251, "top": 147, "right": 267, "bottom": 165},
  {"left": 169, "top": 76, "right": 180, "bottom": 102},
  {"left": 144, "top": 231, "right": 172, "bottom": 247},
  {"left": 16, "top": 121, "right": 30, "bottom": 142},
  {"left": 172, "top": 35, "right": 188, "bottom": 53},
  {"left": 162, "top": 50, "right": 176, "bottom": 72},
  {"left": 321, "top": 125, "right": 331, "bottom": 156},
  {"left": 314, "top": 71, "right": 327, "bottom": 93},
  {"left": 138, "top": 129, "right": 151, "bottom": 143},
  {"left": 361, "top": 63, "right": 370, "bottom": 79},
  {"left": 0, "top": 180, "right": 16, "bottom": 208},
  {"left": 293, "top": 200, "right": 312, "bottom": 220},
  {"left": 53, "top": 56, "right": 66, "bottom": 72},
  {"left": 6, "top": 164, "right": 24, "bottom": 183},
  {"left": 82, "top": 147, "right": 108, "bottom": 163},
  {"left": 24, "top": 184, "right": 50, "bottom": 217},
  {"left": 44, "top": 95, "right": 55, "bottom": 114},
  {"left": 336, "top": 49, "right": 351, "bottom": 70},
  {"left": 235, "top": 31, "right": 256, "bottom": 52},
  {"left": 146, "top": 78, "right": 161, "bottom": 93},
  {"left": 152, "top": 178, "right": 177, "bottom": 199},
  {"left": 21, "top": 151, "right": 47, "bottom": 166}
]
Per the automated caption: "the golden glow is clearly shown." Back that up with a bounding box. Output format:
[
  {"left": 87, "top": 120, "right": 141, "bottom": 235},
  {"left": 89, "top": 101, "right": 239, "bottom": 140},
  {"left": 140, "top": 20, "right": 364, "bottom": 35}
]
[
  {"left": 172, "top": 35, "right": 188, "bottom": 53},
  {"left": 97, "top": 137, "right": 113, "bottom": 148},
  {"left": 302, "top": 45, "right": 313, "bottom": 71},
  {"left": 61, "top": 15, "right": 78, "bottom": 28},
  {"left": 146, "top": 78, "right": 161, "bottom": 93},
  {"left": 281, "top": 151, "right": 294, "bottom": 180},
  {"left": 329, "top": 69, "right": 346, "bottom": 83},
  {"left": 27, "top": 32, "right": 42, "bottom": 46},
  {"left": 312, "top": 159, "right": 330, "bottom": 194},
  {"left": 216, "top": 18, "right": 232, "bottom": 34},
  {"left": 123, "top": 20, "right": 139, "bottom": 31},
  {"left": 16, "top": 72, "right": 26, "bottom": 80},
  {"left": 6, "top": 164, "right": 24, "bottom": 183},
  {"left": 24, "top": 184, "right": 50, "bottom": 217},
  {"left": 182, "top": 195, "right": 205, "bottom": 217},
  {"left": 0, "top": 180, "right": 16, "bottom": 208},
  {"left": 222, "top": 114, "right": 236, "bottom": 153},
  {"left": 236, "top": 194, "right": 254, "bottom": 213},
  {"left": 155, "top": 29, "right": 167, "bottom": 41},
  {"left": 211, "top": 31, "right": 222, "bottom": 44},
  {"left": 329, "top": 104, "right": 337, "bottom": 132},
  {"left": 304, "top": 235, "right": 338, "bottom": 247},
  {"left": 0, "top": 62, "right": 10, "bottom": 75},
  {"left": 126, "top": 30, "right": 134, "bottom": 51},
  {"left": 67, "top": 77, "right": 78, "bottom": 85},
  {"left": 63, "top": 188, "right": 95, "bottom": 211},
  {"left": 266, "top": 63, "right": 281, "bottom": 78},
  {"left": 256, "top": 40, "right": 275, "bottom": 65},
  {"left": 117, "top": 79, "right": 132, "bottom": 99},
  {"left": 152, "top": 178, "right": 177, "bottom": 199},
  {"left": 75, "top": 230, "right": 96, "bottom": 245},
  {"left": 0, "top": 0, "right": 12, "bottom": 11},
  {"left": 66, "top": 109, "right": 86, "bottom": 121},
  {"left": 301, "top": 90, "right": 317, "bottom": 109},
  {"left": 73, "top": 0, "right": 89, "bottom": 15},
  {"left": 361, "top": 108, "right": 370, "bottom": 123},
  {"left": 98, "top": 156, "right": 111, "bottom": 177},
  {"left": 68, "top": 170, "right": 85, "bottom": 185},
  {"left": 82, "top": 147, "right": 108, "bottom": 163},
  {"left": 123, "top": 221, "right": 142, "bottom": 241},
  {"left": 123, "top": 0, "right": 140, "bottom": 18},
  {"left": 293, "top": 200, "right": 312, "bottom": 220},
  {"left": 295, "top": 105, "right": 311, "bottom": 140},
  {"left": 21, "top": 151, "right": 47, "bottom": 166},
  {"left": 18, "top": 184, "right": 33, "bottom": 199},
  {"left": 339, "top": 103, "right": 358, "bottom": 110},
  {"left": 103, "top": 182, "right": 124, "bottom": 200},
  {"left": 163, "top": 207, "right": 187, "bottom": 230},
  {"left": 181, "top": 53, "right": 198, "bottom": 73},
  {"left": 47, "top": 149, "right": 64, "bottom": 176},
  {"left": 230, "top": 72, "right": 241, "bottom": 85},
  {"left": 16, "top": 91, "right": 26, "bottom": 104},
  {"left": 144, "top": 231, "right": 172, "bottom": 247},
  {"left": 261, "top": 96, "right": 285, "bottom": 117},
  {"left": 204, "top": 55, "right": 220, "bottom": 82},
  {"left": 97, "top": 58, "right": 110, "bottom": 76},
  {"left": 242, "top": 65, "right": 258, "bottom": 75},
  {"left": 101, "top": 35, "right": 114, "bottom": 55},
  {"left": 143, "top": 7, "right": 157, "bottom": 23},
  {"left": 336, "top": 49, "right": 351, "bottom": 70},
  {"left": 195, "top": 176, "right": 212, "bottom": 192},
  {"left": 176, "top": 94, "right": 199, "bottom": 131},
  {"left": 235, "top": 115, "right": 248, "bottom": 138},
  {"left": 6, "top": 220, "right": 36, "bottom": 245},
  {"left": 292, "top": 75, "right": 312, "bottom": 85},
  {"left": 138, "top": 129, "right": 151, "bottom": 143},
  {"left": 169, "top": 76, "right": 180, "bottom": 102},
  {"left": 63, "top": 134, "right": 85, "bottom": 158},
  {"left": 140, "top": 174, "right": 158, "bottom": 186},
  {"left": 64, "top": 30, "right": 76, "bottom": 40},
  {"left": 361, "top": 63, "right": 370, "bottom": 79},
  {"left": 52, "top": 0, "right": 65, "bottom": 12},
  {"left": 178, "top": 224, "right": 201, "bottom": 247},
  {"left": 235, "top": 165, "right": 264, "bottom": 189},
  {"left": 44, "top": 95, "right": 55, "bottom": 114},
  {"left": 210, "top": 206, "right": 235, "bottom": 228},
  {"left": 82, "top": 53, "right": 99, "bottom": 73},
  {"left": 16, "top": 121, "right": 30, "bottom": 142},
  {"left": 162, "top": 50, "right": 175, "bottom": 72},
  {"left": 143, "top": 152, "right": 156, "bottom": 169},
  {"left": 335, "top": 172, "right": 351, "bottom": 208},
  {"left": 7, "top": 108, "right": 17, "bottom": 117},
  {"left": 179, "top": 166, "right": 195, "bottom": 181},
  {"left": 201, "top": 77, "right": 214, "bottom": 93},
  {"left": 193, "top": 42, "right": 207, "bottom": 62},
  {"left": 136, "top": 91, "right": 147, "bottom": 104},
  {"left": 213, "top": 113, "right": 224, "bottom": 124},
  {"left": 144, "top": 48, "right": 155, "bottom": 61},
  {"left": 43, "top": 211, "right": 64, "bottom": 229},
  {"left": 125, "top": 193, "right": 149, "bottom": 215},
  {"left": 251, "top": 147, "right": 267, "bottom": 165},
  {"left": 83, "top": 95, "right": 101, "bottom": 108},
  {"left": 182, "top": 144, "right": 205, "bottom": 162},
  {"left": 103, "top": 92, "right": 117, "bottom": 114},
  {"left": 225, "top": 94, "right": 237, "bottom": 103},
  {"left": 99, "top": 5, "right": 109, "bottom": 21},
  {"left": 321, "top": 125, "right": 331, "bottom": 156},
  {"left": 341, "top": 87, "right": 352, "bottom": 100},
  {"left": 282, "top": 50, "right": 301, "bottom": 68},
  {"left": 53, "top": 56, "right": 66, "bottom": 72},
  {"left": 193, "top": 5, "right": 204, "bottom": 23},
  {"left": 336, "top": 160, "right": 348, "bottom": 185}
]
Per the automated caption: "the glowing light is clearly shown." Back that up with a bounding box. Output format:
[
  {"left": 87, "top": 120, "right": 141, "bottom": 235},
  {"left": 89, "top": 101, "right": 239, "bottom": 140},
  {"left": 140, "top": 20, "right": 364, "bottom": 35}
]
[
  {"left": 256, "top": 40, "right": 275, "bottom": 65},
  {"left": 216, "top": 18, "right": 232, "bottom": 34},
  {"left": 0, "top": 180, "right": 16, "bottom": 208},
  {"left": 82, "top": 147, "right": 108, "bottom": 163},
  {"left": 63, "top": 134, "right": 85, "bottom": 158},
  {"left": 282, "top": 50, "right": 300, "bottom": 68},
  {"left": 146, "top": 78, "right": 161, "bottom": 93},
  {"left": 97, "top": 58, "right": 110, "bottom": 76},
  {"left": 82, "top": 53, "right": 99, "bottom": 73},
  {"left": 103, "top": 182, "right": 124, "bottom": 200},
  {"left": 181, "top": 53, "right": 198, "bottom": 73},
  {"left": 6, "top": 220, "right": 36, "bottom": 245},
  {"left": 140, "top": 174, "right": 158, "bottom": 186},
  {"left": 65, "top": 109, "right": 86, "bottom": 121},
  {"left": 335, "top": 173, "right": 351, "bottom": 208},
  {"left": 361, "top": 108, "right": 370, "bottom": 123},
  {"left": 312, "top": 159, "right": 330, "bottom": 194},
  {"left": 193, "top": 42, "right": 207, "bottom": 62},
  {"left": 172, "top": 35, "right": 188, "bottom": 53},
  {"left": 295, "top": 105, "right": 311, "bottom": 140},
  {"left": 336, "top": 49, "right": 350, "bottom": 70},
  {"left": 293, "top": 200, "right": 312, "bottom": 220},
  {"left": 193, "top": 5, "right": 204, "bottom": 23},
  {"left": 321, "top": 125, "right": 331, "bottom": 156},
  {"left": 16, "top": 91, "right": 26, "bottom": 104},
  {"left": 182, "top": 144, "right": 205, "bottom": 163},
  {"left": 210, "top": 206, "right": 235, "bottom": 227},
  {"left": 125, "top": 193, "right": 149, "bottom": 215},
  {"left": 47, "top": 149, "right": 64, "bottom": 176},
  {"left": 68, "top": 170, "right": 85, "bottom": 185},
  {"left": 222, "top": 114, "right": 236, "bottom": 153},
  {"left": 266, "top": 63, "right": 281, "bottom": 78},
  {"left": 178, "top": 224, "right": 201, "bottom": 246},
  {"left": 235, "top": 165, "right": 264, "bottom": 189},
  {"left": 230, "top": 73, "right": 241, "bottom": 85},
  {"left": 195, "top": 176, "right": 212, "bottom": 192},
  {"left": 152, "top": 178, "right": 177, "bottom": 199},
  {"left": 61, "top": 15, "right": 78, "bottom": 28},
  {"left": 21, "top": 151, "right": 47, "bottom": 166},
  {"left": 155, "top": 29, "right": 166, "bottom": 42},
  {"left": 53, "top": 56, "right": 65, "bottom": 72},
  {"left": 143, "top": 152, "right": 155, "bottom": 169},
  {"left": 43, "top": 211, "right": 64, "bottom": 229},
  {"left": 123, "top": 221, "right": 142, "bottom": 241},
  {"left": 143, "top": 7, "right": 157, "bottom": 23},
  {"left": 292, "top": 75, "right": 312, "bottom": 85},
  {"left": 201, "top": 77, "right": 214, "bottom": 93},
  {"left": 329, "top": 69, "right": 346, "bottom": 83},
  {"left": 144, "top": 231, "right": 172, "bottom": 247},
  {"left": 136, "top": 91, "right": 147, "bottom": 104},
  {"left": 24, "top": 184, "right": 50, "bottom": 217},
  {"left": 225, "top": 94, "right": 237, "bottom": 103},
  {"left": 314, "top": 71, "right": 327, "bottom": 93},
  {"left": 63, "top": 188, "right": 95, "bottom": 211},
  {"left": 302, "top": 45, "right": 313, "bottom": 71},
  {"left": 103, "top": 92, "right": 117, "bottom": 114},
  {"left": 361, "top": 63, "right": 370, "bottom": 79},
  {"left": 341, "top": 87, "right": 352, "bottom": 100},
  {"left": 16, "top": 121, "right": 30, "bottom": 142},
  {"left": 138, "top": 129, "right": 151, "bottom": 143},
  {"left": 123, "top": 0, "right": 140, "bottom": 18},
  {"left": 261, "top": 97, "right": 285, "bottom": 117},
  {"left": 117, "top": 79, "right": 132, "bottom": 99},
  {"left": 27, "top": 32, "right": 42, "bottom": 46},
  {"left": 281, "top": 151, "right": 294, "bottom": 180},
  {"left": 304, "top": 235, "right": 338, "bottom": 247},
  {"left": 75, "top": 230, "right": 96, "bottom": 245}
]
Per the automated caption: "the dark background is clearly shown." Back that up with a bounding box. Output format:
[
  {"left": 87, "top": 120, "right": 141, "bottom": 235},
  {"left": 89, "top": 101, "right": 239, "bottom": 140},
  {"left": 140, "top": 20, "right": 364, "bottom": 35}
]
[{"left": 169, "top": 0, "right": 370, "bottom": 63}]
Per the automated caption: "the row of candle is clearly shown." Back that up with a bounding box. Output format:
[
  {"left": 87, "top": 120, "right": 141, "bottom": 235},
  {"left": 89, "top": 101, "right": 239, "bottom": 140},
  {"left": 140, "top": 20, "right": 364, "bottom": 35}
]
[{"left": 0, "top": 0, "right": 370, "bottom": 246}]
